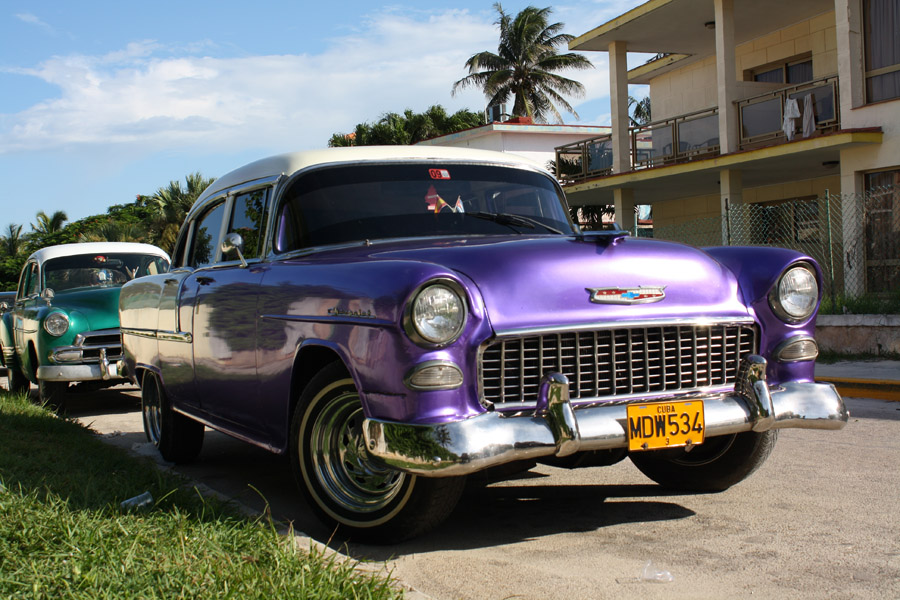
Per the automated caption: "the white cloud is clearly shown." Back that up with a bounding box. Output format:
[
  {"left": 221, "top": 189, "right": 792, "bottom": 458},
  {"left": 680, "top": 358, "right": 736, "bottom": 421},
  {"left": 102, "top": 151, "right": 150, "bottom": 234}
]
[
  {"left": 0, "top": 9, "right": 496, "bottom": 155},
  {"left": 1, "top": 2, "right": 648, "bottom": 156},
  {"left": 15, "top": 13, "right": 56, "bottom": 35}
]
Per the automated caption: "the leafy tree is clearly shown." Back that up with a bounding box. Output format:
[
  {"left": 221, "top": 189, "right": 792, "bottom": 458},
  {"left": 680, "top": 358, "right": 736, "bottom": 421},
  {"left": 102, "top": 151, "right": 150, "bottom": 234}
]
[
  {"left": 142, "top": 172, "right": 216, "bottom": 255},
  {"left": 329, "top": 105, "right": 484, "bottom": 147},
  {"left": 451, "top": 4, "right": 593, "bottom": 123},
  {"left": 77, "top": 221, "right": 147, "bottom": 243}
]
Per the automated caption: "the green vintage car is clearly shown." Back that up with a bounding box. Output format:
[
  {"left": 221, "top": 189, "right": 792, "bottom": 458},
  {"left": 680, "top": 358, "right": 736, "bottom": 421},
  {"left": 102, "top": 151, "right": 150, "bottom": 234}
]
[{"left": 0, "top": 242, "right": 169, "bottom": 404}]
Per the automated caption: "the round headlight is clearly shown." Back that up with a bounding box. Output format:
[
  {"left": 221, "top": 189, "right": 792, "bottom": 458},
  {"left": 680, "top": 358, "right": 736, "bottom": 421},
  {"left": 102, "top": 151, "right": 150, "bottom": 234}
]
[
  {"left": 44, "top": 312, "right": 70, "bottom": 337},
  {"left": 771, "top": 264, "right": 818, "bottom": 322},
  {"left": 408, "top": 283, "right": 467, "bottom": 346}
]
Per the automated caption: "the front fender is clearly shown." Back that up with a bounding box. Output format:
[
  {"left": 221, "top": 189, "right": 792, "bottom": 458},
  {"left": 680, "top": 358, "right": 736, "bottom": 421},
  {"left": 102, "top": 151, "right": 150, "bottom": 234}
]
[{"left": 704, "top": 246, "right": 822, "bottom": 384}]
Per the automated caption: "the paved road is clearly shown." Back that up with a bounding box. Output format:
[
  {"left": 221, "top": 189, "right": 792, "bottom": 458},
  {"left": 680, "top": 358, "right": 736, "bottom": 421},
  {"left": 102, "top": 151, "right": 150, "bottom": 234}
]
[{"left": 67, "top": 387, "right": 899, "bottom": 600}]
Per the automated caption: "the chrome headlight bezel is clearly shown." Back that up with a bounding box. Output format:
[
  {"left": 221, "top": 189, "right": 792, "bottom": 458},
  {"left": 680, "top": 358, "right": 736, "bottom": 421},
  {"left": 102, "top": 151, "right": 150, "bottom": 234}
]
[
  {"left": 43, "top": 311, "right": 70, "bottom": 337},
  {"left": 769, "top": 263, "right": 819, "bottom": 324},
  {"left": 403, "top": 279, "right": 468, "bottom": 348}
]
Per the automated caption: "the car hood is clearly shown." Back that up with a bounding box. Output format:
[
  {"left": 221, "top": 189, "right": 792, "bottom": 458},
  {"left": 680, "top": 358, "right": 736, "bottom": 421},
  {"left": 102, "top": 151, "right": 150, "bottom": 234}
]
[
  {"left": 49, "top": 286, "right": 122, "bottom": 331},
  {"left": 370, "top": 235, "right": 751, "bottom": 332}
]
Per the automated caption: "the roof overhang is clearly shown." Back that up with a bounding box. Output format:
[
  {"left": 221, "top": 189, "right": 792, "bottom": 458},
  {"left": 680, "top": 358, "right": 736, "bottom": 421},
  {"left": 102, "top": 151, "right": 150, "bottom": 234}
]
[
  {"left": 564, "top": 129, "right": 883, "bottom": 206},
  {"left": 570, "top": 0, "right": 833, "bottom": 81}
]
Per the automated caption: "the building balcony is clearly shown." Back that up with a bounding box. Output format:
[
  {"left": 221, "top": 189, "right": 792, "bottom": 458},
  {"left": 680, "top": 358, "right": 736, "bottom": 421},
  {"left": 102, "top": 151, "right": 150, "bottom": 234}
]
[{"left": 556, "top": 76, "right": 842, "bottom": 185}]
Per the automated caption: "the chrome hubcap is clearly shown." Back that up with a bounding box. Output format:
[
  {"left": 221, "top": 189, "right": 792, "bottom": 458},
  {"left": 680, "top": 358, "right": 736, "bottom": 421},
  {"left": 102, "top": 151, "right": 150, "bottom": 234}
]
[
  {"left": 142, "top": 377, "right": 162, "bottom": 445},
  {"left": 309, "top": 390, "right": 405, "bottom": 513}
]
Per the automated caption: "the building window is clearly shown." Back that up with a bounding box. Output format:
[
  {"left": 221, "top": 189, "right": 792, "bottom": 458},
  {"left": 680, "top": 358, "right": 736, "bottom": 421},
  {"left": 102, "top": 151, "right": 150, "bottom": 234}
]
[
  {"left": 864, "top": 0, "right": 900, "bottom": 103},
  {"left": 864, "top": 169, "right": 900, "bottom": 293},
  {"left": 751, "top": 58, "right": 814, "bottom": 85}
]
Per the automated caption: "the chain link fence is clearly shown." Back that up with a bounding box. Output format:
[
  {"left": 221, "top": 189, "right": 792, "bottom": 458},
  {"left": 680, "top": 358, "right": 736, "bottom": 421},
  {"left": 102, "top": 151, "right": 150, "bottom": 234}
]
[{"left": 644, "top": 185, "right": 900, "bottom": 314}]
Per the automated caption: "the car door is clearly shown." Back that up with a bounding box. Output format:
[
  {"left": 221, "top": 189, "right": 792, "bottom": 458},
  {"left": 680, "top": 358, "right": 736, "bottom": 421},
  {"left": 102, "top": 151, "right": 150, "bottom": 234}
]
[
  {"left": 13, "top": 261, "right": 40, "bottom": 371},
  {"left": 188, "top": 187, "right": 271, "bottom": 435}
]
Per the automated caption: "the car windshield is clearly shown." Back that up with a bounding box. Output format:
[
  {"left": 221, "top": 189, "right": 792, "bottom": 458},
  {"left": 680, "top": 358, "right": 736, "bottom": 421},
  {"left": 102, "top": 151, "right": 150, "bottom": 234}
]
[
  {"left": 273, "top": 163, "right": 576, "bottom": 252},
  {"left": 43, "top": 253, "right": 170, "bottom": 293}
]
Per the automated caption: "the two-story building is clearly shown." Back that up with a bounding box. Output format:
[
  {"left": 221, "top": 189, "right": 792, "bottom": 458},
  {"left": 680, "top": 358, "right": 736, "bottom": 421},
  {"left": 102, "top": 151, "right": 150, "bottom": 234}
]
[{"left": 559, "top": 0, "right": 898, "bottom": 301}]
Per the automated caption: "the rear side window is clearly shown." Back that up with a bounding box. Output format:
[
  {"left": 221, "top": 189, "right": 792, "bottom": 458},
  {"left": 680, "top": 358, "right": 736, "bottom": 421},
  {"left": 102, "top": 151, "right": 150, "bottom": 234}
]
[
  {"left": 226, "top": 189, "right": 270, "bottom": 261},
  {"left": 189, "top": 202, "right": 226, "bottom": 267}
]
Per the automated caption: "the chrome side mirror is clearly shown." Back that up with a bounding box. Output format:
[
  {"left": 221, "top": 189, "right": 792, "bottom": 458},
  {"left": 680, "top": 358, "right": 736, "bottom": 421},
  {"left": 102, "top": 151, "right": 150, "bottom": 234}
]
[
  {"left": 41, "top": 288, "right": 55, "bottom": 306},
  {"left": 221, "top": 232, "right": 248, "bottom": 268}
]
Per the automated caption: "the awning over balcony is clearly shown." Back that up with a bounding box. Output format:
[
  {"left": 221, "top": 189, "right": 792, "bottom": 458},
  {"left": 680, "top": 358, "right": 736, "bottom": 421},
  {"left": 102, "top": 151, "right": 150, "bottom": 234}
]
[
  {"left": 563, "top": 129, "right": 883, "bottom": 206},
  {"left": 571, "top": 0, "right": 832, "bottom": 55}
]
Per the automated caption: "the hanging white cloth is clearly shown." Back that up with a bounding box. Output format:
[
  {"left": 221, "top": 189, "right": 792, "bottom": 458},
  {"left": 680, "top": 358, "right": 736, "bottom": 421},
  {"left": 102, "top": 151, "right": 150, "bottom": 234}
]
[
  {"left": 802, "top": 94, "right": 815, "bottom": 138},
  {"left": 782, "top": 98, "right": 801, "bottom": 141}
]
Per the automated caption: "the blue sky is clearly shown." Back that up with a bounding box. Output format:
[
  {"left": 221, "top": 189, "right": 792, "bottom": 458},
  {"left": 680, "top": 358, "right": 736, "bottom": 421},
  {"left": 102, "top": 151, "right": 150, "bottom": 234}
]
[{"left": 0, "top": 0, "right": 645, "bottom": 232}]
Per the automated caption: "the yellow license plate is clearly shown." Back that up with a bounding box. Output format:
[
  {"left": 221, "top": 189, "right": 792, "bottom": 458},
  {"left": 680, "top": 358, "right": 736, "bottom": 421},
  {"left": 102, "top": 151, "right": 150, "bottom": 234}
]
[{"left": 626, "top": 400, "right": 705, "bottom": 451}]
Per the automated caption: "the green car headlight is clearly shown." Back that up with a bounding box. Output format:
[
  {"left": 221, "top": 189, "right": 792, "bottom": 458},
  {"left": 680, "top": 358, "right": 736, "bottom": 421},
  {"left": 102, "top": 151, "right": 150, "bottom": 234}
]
[{"left": 44, "top": 312, "right": 70, "bottom": 337}]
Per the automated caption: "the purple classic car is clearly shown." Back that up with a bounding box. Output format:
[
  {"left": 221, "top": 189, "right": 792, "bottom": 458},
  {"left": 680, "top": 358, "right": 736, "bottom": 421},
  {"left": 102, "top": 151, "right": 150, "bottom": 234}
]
[{"left": 118, "top": 146, "right": 847, "bottom": 542}]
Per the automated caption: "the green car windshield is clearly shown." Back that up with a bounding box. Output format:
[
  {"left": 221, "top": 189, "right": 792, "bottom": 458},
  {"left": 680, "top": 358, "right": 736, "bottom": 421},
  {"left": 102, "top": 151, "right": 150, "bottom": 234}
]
[{"left": 44, "top": 253, "right": 170, "bottom": 293}]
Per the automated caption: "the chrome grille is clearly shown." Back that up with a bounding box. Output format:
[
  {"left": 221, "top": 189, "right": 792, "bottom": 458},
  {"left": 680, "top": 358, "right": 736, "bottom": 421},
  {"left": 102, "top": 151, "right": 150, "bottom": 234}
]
[
  {"left": 75, "top": 329, "right": 122, "bottom": 362},
  {"left": 480, "top": 323, "right": 757, "bottom": 407}
]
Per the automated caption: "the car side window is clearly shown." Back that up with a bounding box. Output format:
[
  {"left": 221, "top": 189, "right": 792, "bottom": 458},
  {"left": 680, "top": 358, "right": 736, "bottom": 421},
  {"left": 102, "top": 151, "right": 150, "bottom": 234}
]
[
  {"left": 19, "top": 263, "right": 39, "bottom": 297},
  {"left": 189, "top": 202, "right": 226, "bottom": 268},
  {"left": 226, "top": 188, "right": 270, "bottom": 261},
  {"left": 171, "top": 226, "right": 190, "bottom": 268}
]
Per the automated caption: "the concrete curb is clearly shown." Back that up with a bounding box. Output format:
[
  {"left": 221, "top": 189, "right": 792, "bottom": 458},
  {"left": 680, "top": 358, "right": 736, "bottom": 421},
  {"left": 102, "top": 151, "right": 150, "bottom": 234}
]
[{"left": 814, "top": 376, "right": 900, "bottom": 402}]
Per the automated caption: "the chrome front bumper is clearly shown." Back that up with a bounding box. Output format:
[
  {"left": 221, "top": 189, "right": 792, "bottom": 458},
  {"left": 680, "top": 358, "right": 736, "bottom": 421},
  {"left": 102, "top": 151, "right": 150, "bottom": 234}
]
[
  {"left": 37, "top": 348, "right": 120, "bottom": 382},
  {"left": 363, "top": 355, "right": 849, "bottom": 477}
]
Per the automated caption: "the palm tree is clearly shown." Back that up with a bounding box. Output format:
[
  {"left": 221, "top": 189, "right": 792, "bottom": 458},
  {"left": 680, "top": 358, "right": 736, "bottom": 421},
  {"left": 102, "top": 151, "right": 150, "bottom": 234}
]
[
  {"left": 452, "top": 4, "right": 593, "bottom": 123},
  {"left": 31, "top": 210, "right": 68, "bottom": 235},
  {"left": 78, "top": 221, "right": 147, "bottom": 243},
  {"left": 1, "top": 223, "right": 23, "bottom": 257},
  {"left": 628, "top": 95, "right": 652, "bottom": 125},
  {"left": 144, "top": 172, "right": 215, "bottom": 254}
]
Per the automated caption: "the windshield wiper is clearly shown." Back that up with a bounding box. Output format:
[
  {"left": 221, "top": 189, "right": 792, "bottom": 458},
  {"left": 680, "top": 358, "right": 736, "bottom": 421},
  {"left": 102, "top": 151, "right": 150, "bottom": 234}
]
[{"left": 468, "top": 211, "right": 564, "bottom": 235}]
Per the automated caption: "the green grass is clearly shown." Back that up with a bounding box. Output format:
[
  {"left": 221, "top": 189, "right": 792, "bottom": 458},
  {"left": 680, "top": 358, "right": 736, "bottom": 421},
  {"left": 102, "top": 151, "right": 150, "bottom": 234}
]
[
  {"left": 0, "top": 392, "right": 402, "bottom": 600},
  {"left": 819, "top": 291, "right": 900, "bottom": 315}
]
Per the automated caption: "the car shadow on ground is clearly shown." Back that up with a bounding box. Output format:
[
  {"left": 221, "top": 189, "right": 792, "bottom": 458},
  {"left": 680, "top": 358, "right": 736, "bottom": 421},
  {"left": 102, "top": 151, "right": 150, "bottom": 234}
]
[{"left": 341, "top": 479, "right": 697, "bottom": 558}]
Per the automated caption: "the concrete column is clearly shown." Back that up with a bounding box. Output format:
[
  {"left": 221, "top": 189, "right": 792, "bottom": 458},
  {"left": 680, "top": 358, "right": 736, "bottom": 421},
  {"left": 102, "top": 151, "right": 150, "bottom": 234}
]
[
  {"left": 834, "top": 0, "right": 864, "bottom": 115},
  {"left": 614, "top": 188, "right": 636, "bottom": 232},
  {"left": 608, "top": 41, "right": 631, "bottom": 173},
  {"left": 719, "top": 169, "right": 743, "bottom": 244},
  {"left": 714, "top": 0, "right": 739, "bottom": 154}
]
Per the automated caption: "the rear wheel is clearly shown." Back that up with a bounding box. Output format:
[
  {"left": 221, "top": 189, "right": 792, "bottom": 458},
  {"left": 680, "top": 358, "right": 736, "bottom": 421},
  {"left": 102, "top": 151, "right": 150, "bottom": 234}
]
[
  {"left": 141, "top": 370, "right": 204, "bottom": 463},
  {"left": 629, "top": 430, "right": 778, "bottom": 492},
  {"left": 291, "top": 362, "right": 465, "bottom": 543}
]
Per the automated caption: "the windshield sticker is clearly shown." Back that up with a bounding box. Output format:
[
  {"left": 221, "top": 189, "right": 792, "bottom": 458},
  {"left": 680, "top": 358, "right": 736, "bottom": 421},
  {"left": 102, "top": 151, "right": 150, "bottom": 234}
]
[
  {"left": 425, "top": 185, "right": 465, "bottom": 214},
  {"left": 429, "top": 168, "right": 451, "bottom": 180}
]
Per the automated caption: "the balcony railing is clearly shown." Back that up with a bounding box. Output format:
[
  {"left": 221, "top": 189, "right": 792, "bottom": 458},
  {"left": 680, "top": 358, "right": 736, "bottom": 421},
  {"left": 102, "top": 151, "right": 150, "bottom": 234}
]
[
  {"left": 738, "top": 76, "right": 840, "bottom": 149},
  {"left": 555, "top": 76, "right": 843, "bottom": 185},
  {"left": 630, "top": 107, "right": 720, "bottom": 168},
  {"left": 554, "top": 134, "right": 614, "bottom": 183}
]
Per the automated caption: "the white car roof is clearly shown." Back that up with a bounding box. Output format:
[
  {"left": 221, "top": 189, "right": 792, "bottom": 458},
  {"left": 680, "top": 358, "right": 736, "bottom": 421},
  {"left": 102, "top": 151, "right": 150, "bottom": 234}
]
[
  {"left": 193, "top": 146, "right": 550, "bottom": 211},
  {"left": 27, "top": 242, "right": 171, "bottom": 265}
]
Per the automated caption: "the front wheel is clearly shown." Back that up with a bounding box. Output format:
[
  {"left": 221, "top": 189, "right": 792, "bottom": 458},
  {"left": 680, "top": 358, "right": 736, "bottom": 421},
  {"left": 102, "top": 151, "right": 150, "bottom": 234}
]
[
  {"left": 38, "top": 379, "right": 67, "bottom": 409},
  {"left": 141, "top": 370, "right": 204, "bottom": 463},
  {"left": 6, "top": 364, "right": 31, "bottom": 395},
  {"left": 629, "top": 430, "right": 778, "bottom": 492},
  {"left": 291, "top": 362, "right": 465, "bottom": 543}
]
